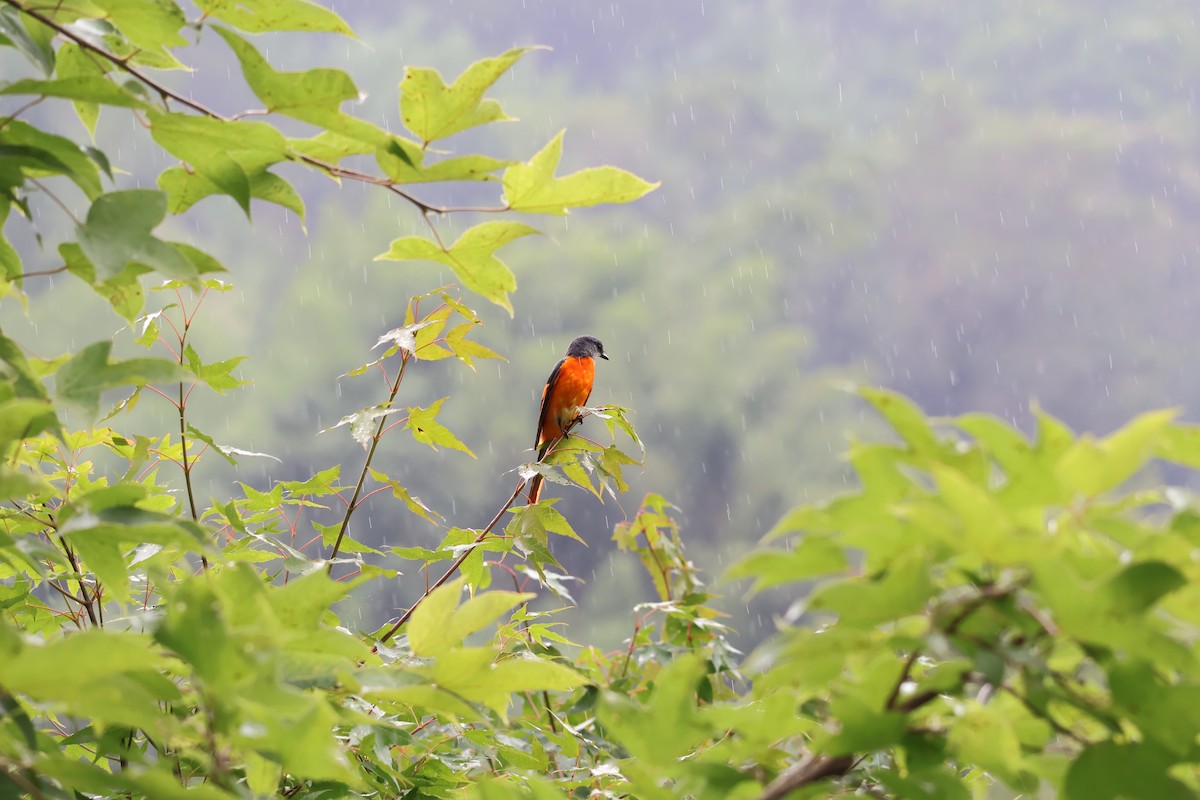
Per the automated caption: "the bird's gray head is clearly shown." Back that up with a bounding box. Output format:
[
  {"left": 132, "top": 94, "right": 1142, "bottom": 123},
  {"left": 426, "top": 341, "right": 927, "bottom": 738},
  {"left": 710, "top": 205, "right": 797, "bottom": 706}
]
[{"left": 565, "top": 335, "right": 608, "bottom": 360}]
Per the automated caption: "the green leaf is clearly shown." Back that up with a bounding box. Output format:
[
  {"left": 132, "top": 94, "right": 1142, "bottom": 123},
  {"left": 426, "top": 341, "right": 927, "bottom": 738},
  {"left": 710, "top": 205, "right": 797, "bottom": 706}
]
[
  {"left": 376, "top": 149, "right": 511, "bottom": 184},
  {"left": 502, "top": 130, "right": 659, "bottom": 214},
  {"left": 1064, "top": 742, "right": 1193, "bottom": 800},
  {"left": 405, "top": 397, "right": 475, "bottom": 457},
  {"left": 807, "top": 552, "right": 935, "bottom": 628},
  {"left": 1057, "top": 409, "right": 1176, "bottom": 496},
  {"left": 860, "top": 386, "right": 942, "bottom": 454},
  {"left": 368, "top": 468, "right": 443, "bottom": 525},
  {"left": 400, "top": 47, "right": 536, "bottom": 144},
  {"left": 158, "top": 164, "right": 305, "bottom": 219},
  {"left": 823, "top": 695, "right": 907, "bottom": 754},
  {"left": 1104, "top": 560, "right": 1187, "bottom": 614},
  {"left": 0, "top": 630, "right": 168, "bottom": 697},
  {"left": 287, "top": 131, "right": 374, "bottom": 163},
  {"left": 1108, "top": 660, "right": 1200, "bottom": 756},
  {"left": 1154, "top": 421, "right": 1200, "bottom": 469},
  {"left": 945, "top": 701, "right": 1026, "bottom": 785},
  {"left": 0, "top": 464, "right": 52, "bottom": 500},
  {"left": 76, "top": 189, "right": 197, "bottom": 282},
  {"left": 54, "top": 43, "right": 105, "bottom": 133},
  {"left": 0, "top": 77, "right": 148, "bottom": 109},
  {"left": 60, "top": 242, "right": 149, "bottom": 322},
  {"left": 408, "top": 577, "right": 533, "bottom": 658},
  {"left": 150, "top": 113, "right": 288, "bottom": 214},
  {"left": 216, "top": 27, "right": 399, "bottom": 151},
  {"left": 0, "top": 397, "right": 56, "bottom": 449},
  {"left": 93, "top": 0, "right": 187, "bottom": 54},
  {"left": 376, "top": 221, "right": 539, "bottom": 313},
  {"left": 726, "top": 535, "right": 848, "bottom": 593},
  {"left": 486, "top": 655, "right": 587, "bottom": 695},
  {"left": 407, "top": 576, "right": 465, "bottom": 657},
  {"left": 957, "top": 413, "right": 1065, "bottom": 506},
  {"left": 445, "top": 322, "right": 506, "bottom": 367},
  {"left": 0, "top": 7, "right": 54, "bottom": 75},
  {"left": 196, "top": 0, "right": 353, "bottom": 34},
  {"left": 55, "top": 340, "right": 189, "bottom": 420},
  {"left": 183, "top": 344, "right": 249, "bottom": 394},
  {"left": 0, "top": 326, "right": 53, "bottom": 402},
  {"left": 0, "top": 120, "right": 102, "bottom": 199}
]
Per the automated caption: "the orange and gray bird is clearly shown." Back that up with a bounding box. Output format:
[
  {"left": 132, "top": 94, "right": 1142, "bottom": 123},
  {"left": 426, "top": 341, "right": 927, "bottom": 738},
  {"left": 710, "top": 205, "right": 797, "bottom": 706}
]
[{"left": 528, "top": 335, "right": 608, "bottom": 503}]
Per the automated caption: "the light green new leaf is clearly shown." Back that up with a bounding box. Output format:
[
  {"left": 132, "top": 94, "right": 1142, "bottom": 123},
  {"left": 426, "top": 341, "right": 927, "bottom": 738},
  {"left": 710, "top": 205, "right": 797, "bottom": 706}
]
[
  {"left": 502, "top": 130, "right": 659, "bottom": 215},
  {"left": 860, "top": 386, "right": 942, "bottom": 454},
  {"left": 76, "top": 190, "right": 197, "bottom": 282},
  {"left": 726, "top": 535, "right": 848, "bottom": 593},
  {"left": 1057, "top": 409, "right": 1177, "bottom": 497},
  {"left": 368, "top": 467, "right": 444, "bottom": 525},
  {"left": 1154, "top": 422, "right": 1200, "bottom": 469},
  {"left": 183, "top": 344, "right": 249, "bottom": 394},
  {"left": 400, "top": 47, "right": 537, "bottom": 144},
  {"left": 0, "top": 630, "right": 168, "bottom": 697},
  {"left": 445, "top": 322, "right": 506, "bottom": 368},
  {"left": 217, "top": 27, "right": 401, "bottom": 151},
  {"left": 405, "top": 397, "right": 475, "bottom": 457},
  {"left": 376, "top": 221, "right": 540, "bottom": 313},
  {"left": 376, "top": 148, "right": 510, "bottom": 184},
  {"left": 287, "top": 130, "right": 374, "bottom": 163},
  {"left": 56, "top": 340, "right": 190, "bottom": 420},
  {"left": 54, "top": 43, "right": 105, "bottom": 134},
  {"left": 215, "top": 26, "right": 357, "bottom": 112},
  {"left": 196, "top": 0, "right": 353, "bottom": 34},
  {"left": 0, "top": 398, "right": 57, "bottom": 450},
  {"left": 486, "top": 656, "right": 588, "bottom": 695},
  {"left": 408, "top": 577, "right": 533, "bottom": 658},
  {"left": 807, "top": 552, "right": 935, "bottom": 628},
  {"left": 93, "top": 0, "right": 187, "bottom": 52},
  {"left": 407, "top": 576, "right": 466, "bottom": 657}
]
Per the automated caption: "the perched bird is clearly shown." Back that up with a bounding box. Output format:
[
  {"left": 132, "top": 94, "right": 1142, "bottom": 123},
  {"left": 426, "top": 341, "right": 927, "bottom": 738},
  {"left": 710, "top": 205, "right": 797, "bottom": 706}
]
[{"left": 528, "top": 335, "right": 608, "bottom": 503}]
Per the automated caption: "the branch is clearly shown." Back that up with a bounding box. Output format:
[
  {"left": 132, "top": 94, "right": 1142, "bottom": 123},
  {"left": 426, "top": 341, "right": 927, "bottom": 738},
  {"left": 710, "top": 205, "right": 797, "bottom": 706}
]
[
  {"left": 4, "top": 0, "right": 222, "bottom": 118},
  {"left": 327, "top": 353, "right": 411, "bottom": 571},
  {"left": 373, "top": 476, "right": 528, "bottom": 650},
  {"left": 755, "top": 753, "right": 855, "bottom": 800},
  {"left": 4, "top": 0, "right": 511, "bottom": 221}
]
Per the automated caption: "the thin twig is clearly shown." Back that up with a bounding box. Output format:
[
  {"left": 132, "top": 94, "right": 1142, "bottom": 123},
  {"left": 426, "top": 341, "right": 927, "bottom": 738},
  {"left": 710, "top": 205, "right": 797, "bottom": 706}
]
[
  {"left": 373, "top": 477, "right": 528, "bottom": 649},
  {"left": 327, "top": 353, "right": 411, "bottom": 572},
  {"left": 0, "top": 95, "right": 45, "bottom": 130},
  {"left": 54, "top": 537, "right": 98, "bottom": 626},
  {"left": 27, "top": 178, "right": 81, "bottom": 225},
  {"left": 13, "top": 265, "right": 67, "bottom": 280}
]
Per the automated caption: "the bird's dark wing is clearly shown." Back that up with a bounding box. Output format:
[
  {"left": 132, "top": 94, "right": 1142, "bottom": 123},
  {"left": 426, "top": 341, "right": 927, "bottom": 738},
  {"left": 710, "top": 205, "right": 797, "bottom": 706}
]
[{"left": 535, "top": 357, "right": 566, "bottom": 453}]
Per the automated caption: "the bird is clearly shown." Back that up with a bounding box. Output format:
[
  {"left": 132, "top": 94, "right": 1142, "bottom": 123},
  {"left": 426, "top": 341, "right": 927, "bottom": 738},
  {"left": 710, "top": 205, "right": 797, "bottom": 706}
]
[{"left": 528, "top": 335, "right": 608, "bottom": 503}]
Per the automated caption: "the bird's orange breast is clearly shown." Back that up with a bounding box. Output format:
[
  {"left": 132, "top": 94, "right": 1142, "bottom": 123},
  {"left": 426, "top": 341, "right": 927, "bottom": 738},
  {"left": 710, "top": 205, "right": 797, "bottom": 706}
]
[{"left": 541, "top": 356, "right": 595, "bottom": 444}]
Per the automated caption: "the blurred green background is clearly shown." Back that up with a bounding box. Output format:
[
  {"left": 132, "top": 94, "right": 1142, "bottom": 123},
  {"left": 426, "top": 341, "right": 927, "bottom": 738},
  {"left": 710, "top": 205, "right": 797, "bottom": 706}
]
[{"left": 9, "top": 0, "right": 1200, "bottom": 645}]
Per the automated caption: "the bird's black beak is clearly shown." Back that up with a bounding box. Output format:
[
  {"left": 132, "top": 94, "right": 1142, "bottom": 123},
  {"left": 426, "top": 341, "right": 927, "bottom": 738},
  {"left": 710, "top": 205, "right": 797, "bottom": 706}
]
[{"left": 599, "top": 352, "right": 609, "bottom": 360}]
